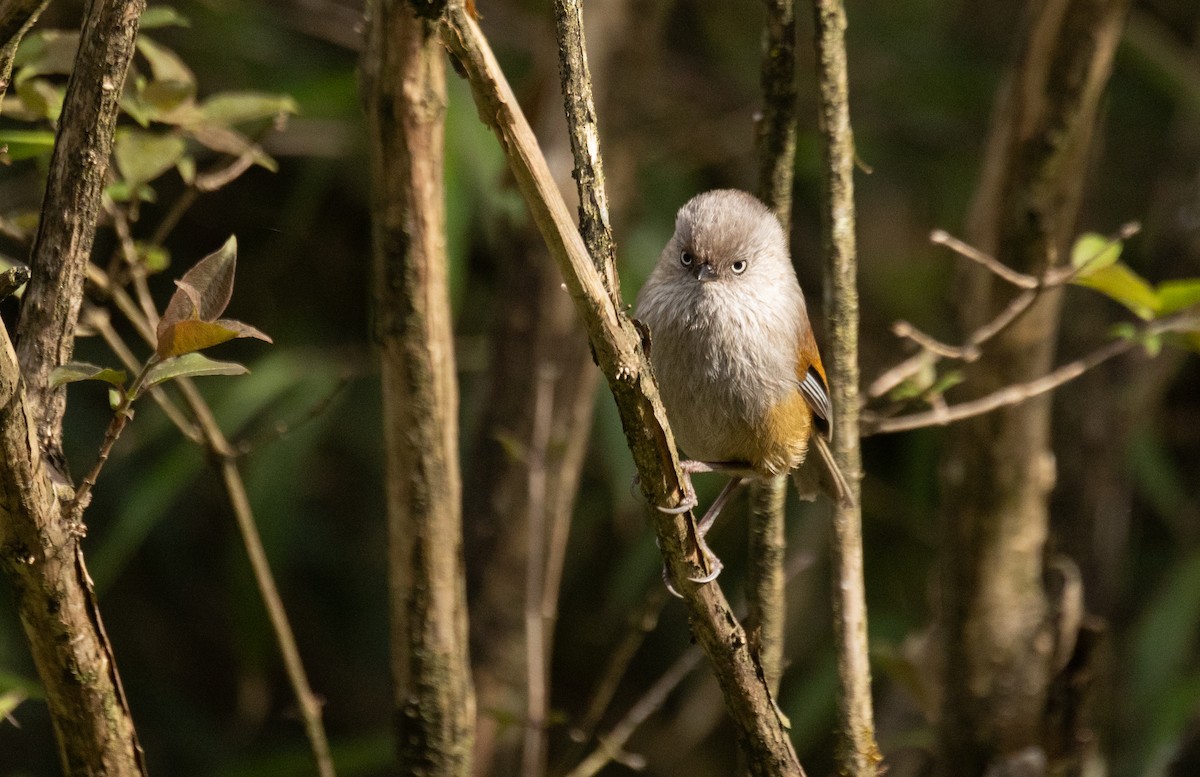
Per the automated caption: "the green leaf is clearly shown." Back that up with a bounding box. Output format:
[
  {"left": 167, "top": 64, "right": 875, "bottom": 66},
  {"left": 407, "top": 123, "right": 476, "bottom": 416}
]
[
  {"left": 139, "top": 78, "right": 195, "bottom": 118},
  {"left": 0, "top": 129, "right": 56, "bottom": 162},
  {"left": 50, "top": 362, "right": 128, "bottom": 388},
  {"left": 104, "top": 180, "right": 157, "bottom": 203},
  {"left": 175, "top": 154, "right": 195, "bottom": 184},
  {"left": 140, "top": 6, "right": 191, "bottom": 28},
  {"left": 13, "top": 31, "right": 79, "bottom": 83},
  {"left": 1072, "top": 262, "right": 1160, "bottom": 320},
  {"left": 14, "top": 78, "right": 64, "bottom": 122},
  {"left": 142, "top": 352, "right": 249, "bottom": 390},
  {"left": 134, "top": 37, "right": 195, "bottom": 89},
  {"left": 114, "top": 129, "right": 186, "bottom": 187},
  {"left": 157, "top": 236, "right": 238, "bottom": 339},
  {"left": 1071, "top": 232, "right": 1123, "bottom": 275},
  {"left": 199, "top": 91, "right": 299, "bottom": 125},
  {"left": 186, "top": 123, "right": 277, "bottom": 171},
  {"left": 1156, "top": 279, "right": 1200, "bottom": 315},
  {"left": 0, "top": 689, "right": 27, "bottom": 722},
  {"left": 137, "top": 242, "right": 171, "bottom": 274}
]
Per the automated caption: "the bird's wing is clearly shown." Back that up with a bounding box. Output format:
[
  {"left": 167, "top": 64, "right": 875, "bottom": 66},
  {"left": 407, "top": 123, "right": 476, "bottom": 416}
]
[{"left": 796, "top": 326, "right": 833, "bottom": 441}]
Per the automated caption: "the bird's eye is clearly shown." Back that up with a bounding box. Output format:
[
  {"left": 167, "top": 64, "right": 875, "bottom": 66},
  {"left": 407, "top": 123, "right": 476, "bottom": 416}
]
[
  {"left": 731, "top": 259, "right": 748, "bottom": 274},
  {"left": 680, "top": 250, "right": 694, "bottom": 267}
]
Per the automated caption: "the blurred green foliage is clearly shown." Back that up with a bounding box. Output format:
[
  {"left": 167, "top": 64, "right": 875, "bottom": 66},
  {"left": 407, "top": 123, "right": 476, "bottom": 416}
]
[{"left": 0, "top": 1, "right": 1198, "bottom": 776}]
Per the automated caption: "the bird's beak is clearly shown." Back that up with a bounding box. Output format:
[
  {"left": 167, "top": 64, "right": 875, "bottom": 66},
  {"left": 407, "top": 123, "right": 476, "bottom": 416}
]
[{"left": 694, "top": 262, "right": 717, "bottom": 282}]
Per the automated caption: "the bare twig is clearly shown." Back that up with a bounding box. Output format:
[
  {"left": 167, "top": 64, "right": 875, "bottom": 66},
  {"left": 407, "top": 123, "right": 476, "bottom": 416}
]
[
  {"left": 867, "top": 222, "right": 1141, "bottom": 400},
  {"left": 809, "top": 0, "right": 880, "bottom": 774},
  {"left": 564, "top": 643, "right": 705, "bottom": 777},
  {"left": 930, "top": 228, "right": 1039, "bottom": 289},
  {"left": 523, "top": 366, "right": 555, "bottom": 777},
  {"left": 864, "top": 337, "right": 1134, "bottom": 435},
  {"left": 559, "top": 586, "right": 671, "bottom": 771},
  {"left": 85, "top": 283, "right": 338, "bottom": 777},
  {"left": 440, "top": 7, "right": 804, "bottom": 774}
]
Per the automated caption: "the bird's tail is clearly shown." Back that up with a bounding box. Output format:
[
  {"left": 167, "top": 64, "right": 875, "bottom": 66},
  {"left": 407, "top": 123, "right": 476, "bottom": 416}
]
[{"left": 792, "top": 434, "right": 856, "bottom": 508}]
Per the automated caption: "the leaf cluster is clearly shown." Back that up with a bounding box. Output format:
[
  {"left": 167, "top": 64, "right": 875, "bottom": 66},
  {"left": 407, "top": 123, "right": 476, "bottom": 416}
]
[
  {"left": 1070, "top": 233, "right": 1200, "bottom": 355},
  {"left": 50, "top": 236, "right": 270, "bottom": 405},
  {"left": 0, "top": 6, "right": 297, "bottom": 208}
]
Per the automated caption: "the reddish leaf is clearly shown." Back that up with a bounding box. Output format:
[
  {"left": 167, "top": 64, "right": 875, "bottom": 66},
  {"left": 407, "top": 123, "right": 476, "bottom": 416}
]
[
  {"left": 157, "top": 236, "right": 237, "bottom": 342},
  {"left": 212, "top": 318, "right": 273, "bottom": 344},
  {"left": 156, "top": 319, "right": 240, "bottom": 359}
]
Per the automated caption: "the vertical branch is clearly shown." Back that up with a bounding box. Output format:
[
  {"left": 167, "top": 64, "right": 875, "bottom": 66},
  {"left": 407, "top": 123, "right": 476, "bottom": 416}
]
[
  {"left": 0, "top": 0, "right": 147, "bottom": 773},
  {"left": 16, "top": 0, "right": 144, "bottom": 454},
  {"left": 552, "top": 0, "right": 620, "bottom": 301},
  {"left": 938, "top": 1, "right": 1131, "bottom": 774},
  {"left": 748, "top": 0, "right": 800, "bottom": 698},
  {"left": 363, "top": 0, "right": 475, "bottom": 774},
  {"left": 809, "top": 1, "right": 879, "bottom": 775}
]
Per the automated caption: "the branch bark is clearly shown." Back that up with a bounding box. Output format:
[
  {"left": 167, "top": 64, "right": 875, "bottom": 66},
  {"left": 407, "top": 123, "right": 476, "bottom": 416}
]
[
  {"left": 0, "top": 0, "right": 147, "bottom": 773},
  {"left": 363, "top": 0, "right": 475, "bottom": 773},
  {"left": 16, "top": 0, "right": 144, "bottom": 455},
  {"left": 809, "top": 0, "right": 879, "bottom": 774},
  {"left": 439, "top": 7, "right": 804, "bottom": 775},
  {"left": 747, "top": 0, "right": 801, "bottom": 700},
  {"left": 937, "top": 1, "right": 1131, "bottom": 774}
]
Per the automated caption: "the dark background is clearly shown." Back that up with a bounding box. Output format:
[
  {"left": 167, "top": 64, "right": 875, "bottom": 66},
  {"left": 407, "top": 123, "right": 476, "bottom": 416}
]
[{"left": 1, "top": 0, "right": 1198, "bottom": 774}]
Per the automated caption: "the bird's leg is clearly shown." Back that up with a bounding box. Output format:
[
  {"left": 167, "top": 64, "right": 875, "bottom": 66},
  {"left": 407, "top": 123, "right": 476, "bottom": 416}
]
[
  {"left": 655, "top": 462, "right": 756, "bottom": 594},
  {"left": 697, "top": 476, "right": 751, "bottom": 537}
]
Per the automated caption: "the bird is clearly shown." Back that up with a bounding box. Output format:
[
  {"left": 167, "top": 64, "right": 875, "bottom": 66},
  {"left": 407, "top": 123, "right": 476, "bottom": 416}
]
[{"left": 635, "top": 189, "right": 853, "bottom": 584}]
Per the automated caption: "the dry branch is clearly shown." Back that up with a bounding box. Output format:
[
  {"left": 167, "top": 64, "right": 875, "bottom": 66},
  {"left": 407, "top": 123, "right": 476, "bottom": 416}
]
[
  {"left": 0, "top": 0, "right": 148, "bottom": 772},
  {"left": 16, "top": 0, "right": 144, "bottom": 454},
  {"left": 809, "top": 0, "right": 879, "bottom": 774},
  {"left": 748, "top": 0, "right": 801, "bottom": 699},
  {"left": 439, "top": 7, "right": 804, "bottom": 774},
  {"left": 363, "top": 1, "right": 476, "bottom": 773}
]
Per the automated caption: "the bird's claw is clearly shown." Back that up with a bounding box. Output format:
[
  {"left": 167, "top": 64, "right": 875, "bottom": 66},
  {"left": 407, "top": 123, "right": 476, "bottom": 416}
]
[{"left": 658, "top": 535, "right": 724, "bottom": 598}]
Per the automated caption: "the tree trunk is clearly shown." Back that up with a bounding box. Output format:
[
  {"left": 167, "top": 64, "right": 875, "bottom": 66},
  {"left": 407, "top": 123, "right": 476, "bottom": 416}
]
[
  {"left": 937, "top": 1, "right": 1131, "bottom": 774},
  {"left": 362, "top": 1, "right": 476, "bottom": 773}
]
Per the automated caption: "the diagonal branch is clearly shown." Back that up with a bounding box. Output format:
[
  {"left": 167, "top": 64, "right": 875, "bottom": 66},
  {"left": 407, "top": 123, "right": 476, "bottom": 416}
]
[{"left": 439, "top": 7, "right": 804, "bottom": 775}]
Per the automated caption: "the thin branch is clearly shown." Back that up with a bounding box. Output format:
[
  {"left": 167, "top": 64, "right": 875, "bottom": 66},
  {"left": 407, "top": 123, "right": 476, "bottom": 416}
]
[
  {"left": 564, "top": 643, "right": 705, "bottom": 777},
  {"left": 0, "top": 0, "right": 49, "bottom": 109},
  {"left": 810, "top": 0, "right": 880, "bottom": 774},
  {"left": 866, "top": 222, "right": 1141, "bottom": 400},
  {"left": 440, "top": 8, "right": 804, "bottom": 774},
  {"left": 748, "top": 0, "right": 800, "bottom": 700},
  {"left": 863, "top": 335, "right": 1144, "bottom": 435},
  {"left": 930, "top": 228, "right": 1040, "bottom": 289},
  {"left": 523, "top": 366, "right": 555, "bottom": 777},
  {"left": 84, "top": 274, "right": 337, "bottom": 777},
  {"left": 552, "top": 0, "right": 620, "bottom": 301}
]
